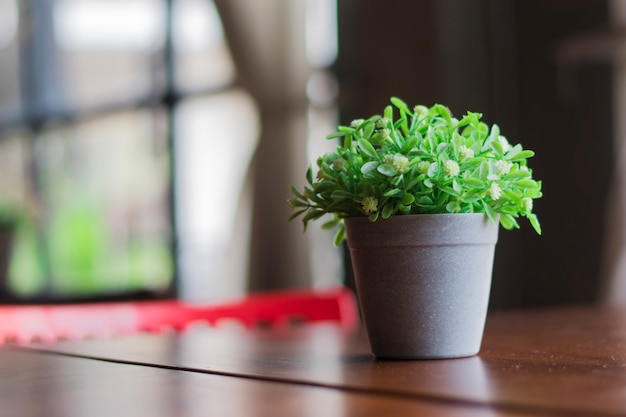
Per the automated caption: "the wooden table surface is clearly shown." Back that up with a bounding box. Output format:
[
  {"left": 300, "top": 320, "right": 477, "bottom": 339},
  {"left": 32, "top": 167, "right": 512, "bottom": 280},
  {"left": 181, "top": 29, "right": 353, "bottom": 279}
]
[{"left": 3, "top": 305, "right": 626, "bottom": 416}]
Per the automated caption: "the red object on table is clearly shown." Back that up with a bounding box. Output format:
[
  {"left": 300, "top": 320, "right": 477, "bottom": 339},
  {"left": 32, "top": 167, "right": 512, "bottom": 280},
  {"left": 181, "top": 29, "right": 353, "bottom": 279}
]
[{"left": 0, "top": 287, "right": 358, "bottom": 344}]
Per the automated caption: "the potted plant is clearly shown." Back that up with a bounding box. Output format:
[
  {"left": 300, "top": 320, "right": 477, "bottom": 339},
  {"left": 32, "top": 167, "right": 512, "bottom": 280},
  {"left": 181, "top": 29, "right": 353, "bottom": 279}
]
[{"left": 288, "top": 97, "right": 542, "bottom": 359}]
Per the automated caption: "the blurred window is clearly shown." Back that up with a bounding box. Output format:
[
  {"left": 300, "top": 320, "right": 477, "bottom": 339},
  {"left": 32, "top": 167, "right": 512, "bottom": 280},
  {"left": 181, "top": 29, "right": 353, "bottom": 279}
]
[{"left": 0, "top": 0, "right": 256, "bottom": 302}]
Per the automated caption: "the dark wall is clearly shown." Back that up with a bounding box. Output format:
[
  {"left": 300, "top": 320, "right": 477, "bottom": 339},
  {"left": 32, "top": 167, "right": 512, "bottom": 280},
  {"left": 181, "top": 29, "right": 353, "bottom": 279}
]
[{"left": 336, "top": 0, "right": 613, "bottom": 309}]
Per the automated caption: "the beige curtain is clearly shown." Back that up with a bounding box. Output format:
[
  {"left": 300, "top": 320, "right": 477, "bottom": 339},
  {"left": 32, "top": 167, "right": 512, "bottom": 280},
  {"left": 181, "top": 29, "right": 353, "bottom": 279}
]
[
  {"left": 601, "top": 144, "right": 626, "bottom": 304},
  {"left": 214, "top": 0, "right": 313, "bottom": 292},
  {"left": 553, "top": 2, "right": 626, "bottom": 304},
  {"left": 600, "top": 0, "right": 626, "bottom": 305}
]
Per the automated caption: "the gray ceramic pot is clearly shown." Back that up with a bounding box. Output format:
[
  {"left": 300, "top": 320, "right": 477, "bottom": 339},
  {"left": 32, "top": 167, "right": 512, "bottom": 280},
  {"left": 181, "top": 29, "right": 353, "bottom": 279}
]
[{"left": 344, "top": 213, "right": 499, "bottom": 360}]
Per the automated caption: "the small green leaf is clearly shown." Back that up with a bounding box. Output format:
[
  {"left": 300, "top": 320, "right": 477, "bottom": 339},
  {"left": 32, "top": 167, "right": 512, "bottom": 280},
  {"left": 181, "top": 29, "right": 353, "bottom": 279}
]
[
  {"left": 462, "top": 177, "right": 486, "bottom": 187},
  {"left": 304, "top": 187, "right": 322, "bottom": 203},
  {"left": 491, "top": 137, "right": 504, "bottom": 154},
  {"left": 326, "top": 131, "right": 349, "bottom": 140},
  {"left": 399, "top": 116, "right": 409, "bottom": 137},
  {"left": 478, "top": 161, "right": 489, "bottom": 180},
  {"left": 405, "top": 174, "right": 426, "bottom": 189},
  {"left": 508, "top": 150, "right": 535, "bottom": 161},
  {"left": 363, "top": 121, "right": 376, "bottom": 139},
  {"left": 361, "top": 161, "right": 379, "bottom": 175},
  {"left": 321, "top": 218, "right": 340, "bottom": 229},
  {"left": 487, "top": 124, "right": 500, "bottom": 148},
  {"left": 482, "top": 201, "right": 497, "bottom": 224},
  {"left": 289, "top": 185, "right": 305, "bottom": 200},
  {"left": 333, "top": 225, "right": 346, "bottom": 246},
  {"left": 288, "top": 208, "right": 308, "bottom": 222},
  {"left": 384, "top": 105, "right": 393, "bottom": 120},
  {"left": 414, "top": 188, "right": 433, "bottom": 196},
  {"left": 499, "top": 213, "right": 519, "bottom": 230},
  {"left": 377, "top": 164, "right": 398, "bottom": 177},
  {"left": 433, "top": 104, "right": 452, "bottom": 125},
  {"left": 506, "top": 170, "right": 531, "bottom": 179},
  {"left": 402, "top": 135, "right": 419, "bottom": 153},
  {"left": 505, "top": 144, "right": 523, "bottom": 159},
  {"left": 446, "top": 201, "right": 461, "bottom": 213},
  {"left": 516, "top": 179, "right": 539, "bottom": 189},
  {"left": 390, "top": 97, "right": 411, "bottom": 114},
  {"left": 344, "top": 134, "right": 353, "bottom": 149},
  {"left": 439, "top": 186, "right": 459, "bottom": 197},
  {"left": 381, "top": 204, "right": 394, "bottom": 219},
  {"left": 427, "top": 126, "right": 437, "bottom": 150},
  {"left": 427, "top": 162, "right": 438, "bottom": 178},
  {"left": 288, "top": 197, "right": 307, "bottom": 208},
  {"left": 528, "top": 213, "right": 542, "bottom": 235},
  {"left": 383, "top": 188, "right": 403, "bottom": 197},
  {"left": 417, "top": 196, "right": 434, "bottom": 205},
  {"left": 306, "top": 166, "right": 314, "bottom": 185},
  {"left": 303, "top": 209, "right": 325, "bottom": 223},
  {"left": 435, "top": 192, "right": 450, "bottom": 207},
  {"left": 331, "top": 190, "right": 355, "bottom": 199},
  {"left": 502, "top": 189, "right": 522, "bottom": 205},
  {"left": 452, "top": 179, "right": 462, "bottom": 193},
  {"left": 401, "top": 193, "right": 415, "bottom": 205},
  {"left": 391, "top": 175, "right": 403, "bottom": 185},
  {"left": 500, "top": 205, "right": 518, "bottom": 216},
  {"left": 463, "top": 193, "right": 481, "bottom": 203},
  {"left": 314, "top": 181, "right": 337, "bottom": 193},
  {"left": 358, "top": 139, "right": 379, "bottom": 159}
]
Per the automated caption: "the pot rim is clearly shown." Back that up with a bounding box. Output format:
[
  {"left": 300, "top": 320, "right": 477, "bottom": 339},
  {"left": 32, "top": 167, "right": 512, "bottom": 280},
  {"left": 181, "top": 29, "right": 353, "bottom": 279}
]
[{"left": 344, "top": 212, "right": 499, "bottom": 248}]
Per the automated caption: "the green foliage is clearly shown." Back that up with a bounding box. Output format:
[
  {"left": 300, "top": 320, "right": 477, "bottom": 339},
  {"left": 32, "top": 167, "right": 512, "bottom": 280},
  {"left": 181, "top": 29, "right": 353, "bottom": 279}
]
[{"left": 288, "top": 98, "right": 543, "bottom": 245}]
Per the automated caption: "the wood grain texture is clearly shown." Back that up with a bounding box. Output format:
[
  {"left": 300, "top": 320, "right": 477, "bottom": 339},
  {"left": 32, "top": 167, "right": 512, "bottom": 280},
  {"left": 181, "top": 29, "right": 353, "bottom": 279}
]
[
  {"left": 1, "top": 348, "right": 532, "bottom": 417},
  {"left": 13, "top": 306, "right": 626, "bottom": 416}
]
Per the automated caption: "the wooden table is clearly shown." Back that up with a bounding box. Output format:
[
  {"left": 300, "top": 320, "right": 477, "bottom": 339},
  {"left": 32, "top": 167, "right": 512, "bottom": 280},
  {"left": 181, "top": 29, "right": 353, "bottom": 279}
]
[{"left": 3, "top": 306, "right": 626, "bottom": 416}]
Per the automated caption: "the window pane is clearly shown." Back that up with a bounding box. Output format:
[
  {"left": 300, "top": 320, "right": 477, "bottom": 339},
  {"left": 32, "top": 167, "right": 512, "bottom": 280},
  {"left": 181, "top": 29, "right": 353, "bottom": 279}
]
[
  {"left": 0, "top": 0, "right": 21, "bottom": 123},
  {"left": 305, "top": 0, "right": 338, "bottom": 68},
  {"left": 53, "top": 0, "right": 167, "bottom": 110},
  {"left": 0, "top": 132, "right": 46, "bottom": 297},
  {"left": 36, "top": 110, "right": 173, "bottom": 296},
  {"left": 175, "top": 91, "right": 258, "bottom": 301},
  {"left": 173, "top": 0, "right": 235, "bottom": 92}
]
